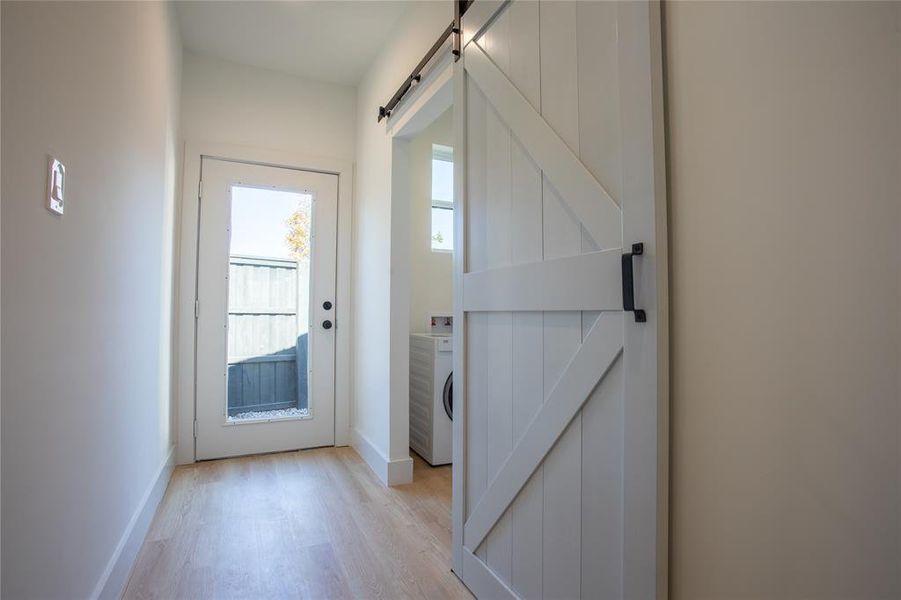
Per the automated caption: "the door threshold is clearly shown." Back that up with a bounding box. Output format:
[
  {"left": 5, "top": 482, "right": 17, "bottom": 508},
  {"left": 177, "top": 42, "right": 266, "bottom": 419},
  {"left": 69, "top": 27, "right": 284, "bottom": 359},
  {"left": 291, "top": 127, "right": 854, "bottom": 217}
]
[{"left": 195, "top": 444, "right": 337, "bottom": 463}]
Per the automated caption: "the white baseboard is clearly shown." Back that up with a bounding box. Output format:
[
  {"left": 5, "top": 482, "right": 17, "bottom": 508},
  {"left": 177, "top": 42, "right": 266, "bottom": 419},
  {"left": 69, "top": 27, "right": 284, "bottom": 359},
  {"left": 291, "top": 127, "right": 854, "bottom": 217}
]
[
  {"left": 351, "top": 428, "right": 413, "bottom": 486},
  {"left": 92, "top": 445, "right": 176, "bottom": 600}
]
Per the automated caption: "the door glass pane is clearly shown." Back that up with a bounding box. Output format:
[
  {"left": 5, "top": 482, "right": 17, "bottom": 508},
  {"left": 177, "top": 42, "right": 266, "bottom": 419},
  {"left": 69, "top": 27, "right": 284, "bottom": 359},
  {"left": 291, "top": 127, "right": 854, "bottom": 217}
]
[{"left": 226, "top": 186, "right": 313, "bottom": 422}]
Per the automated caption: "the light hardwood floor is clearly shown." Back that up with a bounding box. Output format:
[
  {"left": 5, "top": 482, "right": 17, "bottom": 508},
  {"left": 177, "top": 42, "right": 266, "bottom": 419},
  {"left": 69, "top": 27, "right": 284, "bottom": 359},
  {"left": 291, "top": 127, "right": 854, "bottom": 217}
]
[{"left": 123, "top": 447, "right": 472, "bottom": 599}]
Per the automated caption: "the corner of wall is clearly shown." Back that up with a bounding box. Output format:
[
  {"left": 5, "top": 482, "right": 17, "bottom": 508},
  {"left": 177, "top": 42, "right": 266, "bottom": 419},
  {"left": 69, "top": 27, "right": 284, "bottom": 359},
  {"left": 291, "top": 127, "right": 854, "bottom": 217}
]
[
  {"left": 93, "top": 447, "right": 175, "bottom": 600},
  {"left": 349, "top": 0, "right": 451, "bottom": 488},
  {"left": 350, "top": 428, "right": 413, "bottom": 486}
]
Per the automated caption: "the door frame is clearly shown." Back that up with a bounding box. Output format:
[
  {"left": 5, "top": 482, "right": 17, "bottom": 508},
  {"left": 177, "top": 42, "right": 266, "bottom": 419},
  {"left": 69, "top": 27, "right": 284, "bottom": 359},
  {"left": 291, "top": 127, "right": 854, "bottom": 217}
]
[
  {"left": 452, "top": 1, "right": 670, "bottom": 596},
  {"left": 175, "top": 141, "right": 353, "bottom": 464},
  {"left": 373, "top": 53, "right": 455, "bottom": 486}
]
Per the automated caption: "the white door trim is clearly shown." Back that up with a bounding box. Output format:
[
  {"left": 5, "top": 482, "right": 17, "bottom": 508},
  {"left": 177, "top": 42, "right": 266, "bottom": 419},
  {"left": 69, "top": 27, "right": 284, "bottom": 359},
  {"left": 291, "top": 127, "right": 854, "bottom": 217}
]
[
  {"left": 366, "top": 53, "right": 453, "bottom": 486},
  {"left": 176, "top": 141, "right": 353, "bottom": 464}
]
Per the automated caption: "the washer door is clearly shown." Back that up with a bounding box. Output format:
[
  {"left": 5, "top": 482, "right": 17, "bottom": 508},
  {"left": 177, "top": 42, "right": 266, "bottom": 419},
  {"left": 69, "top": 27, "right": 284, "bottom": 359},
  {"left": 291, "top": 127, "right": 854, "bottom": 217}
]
[{"left": 442, "top": 372, "right": 453, "bottom": 421}]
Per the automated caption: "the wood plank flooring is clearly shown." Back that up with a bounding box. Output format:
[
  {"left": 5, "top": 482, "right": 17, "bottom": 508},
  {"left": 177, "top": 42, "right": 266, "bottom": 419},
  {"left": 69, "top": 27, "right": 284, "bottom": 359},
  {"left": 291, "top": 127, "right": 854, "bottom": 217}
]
[{"left": 123, "top": 447, "right": 472, "bottom": 599}]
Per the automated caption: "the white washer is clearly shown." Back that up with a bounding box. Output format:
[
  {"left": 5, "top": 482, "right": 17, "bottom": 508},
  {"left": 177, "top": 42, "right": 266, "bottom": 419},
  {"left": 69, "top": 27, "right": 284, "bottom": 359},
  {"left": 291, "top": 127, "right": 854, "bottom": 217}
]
[{"left": 409, "top": 333, "right": 453, "bottom": 466}]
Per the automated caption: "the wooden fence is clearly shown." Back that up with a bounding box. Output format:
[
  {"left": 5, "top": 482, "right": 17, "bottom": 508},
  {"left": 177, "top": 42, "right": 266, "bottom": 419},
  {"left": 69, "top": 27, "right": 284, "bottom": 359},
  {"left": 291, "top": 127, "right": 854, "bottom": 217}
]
[{"left": 226, "top": 255, "right": 309, "bottom": 416}]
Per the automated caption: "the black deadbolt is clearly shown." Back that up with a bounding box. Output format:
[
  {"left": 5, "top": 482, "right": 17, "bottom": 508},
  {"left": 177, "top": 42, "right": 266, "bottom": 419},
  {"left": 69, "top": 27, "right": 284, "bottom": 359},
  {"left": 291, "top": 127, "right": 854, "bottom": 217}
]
[
  {"left": 322, "top": 320, "right": 333, "bottom": 330},
  {"left": 323, "top": 300, "right": 333, "bottom": 310}
]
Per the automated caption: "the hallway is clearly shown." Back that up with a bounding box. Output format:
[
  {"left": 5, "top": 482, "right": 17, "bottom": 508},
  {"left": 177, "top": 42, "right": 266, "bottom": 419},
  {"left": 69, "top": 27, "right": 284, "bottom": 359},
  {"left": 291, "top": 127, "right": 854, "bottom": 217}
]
[
  {"left": 3, "top": 2, "right": 901, "bottom": 597},
  {"left": 123, "top": 448, "right": 470, "bottom": 599}
]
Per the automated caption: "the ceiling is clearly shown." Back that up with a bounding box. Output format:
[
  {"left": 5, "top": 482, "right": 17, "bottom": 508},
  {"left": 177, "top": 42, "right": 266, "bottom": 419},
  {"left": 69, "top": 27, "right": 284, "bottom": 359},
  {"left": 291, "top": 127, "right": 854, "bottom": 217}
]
[{"left": 174, "top": 1, "right": 408, "bottom": 86}]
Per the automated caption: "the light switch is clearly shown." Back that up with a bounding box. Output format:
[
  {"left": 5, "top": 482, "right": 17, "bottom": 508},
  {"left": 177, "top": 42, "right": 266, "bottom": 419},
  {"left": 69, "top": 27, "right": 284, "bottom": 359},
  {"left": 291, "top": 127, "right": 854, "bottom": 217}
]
[{"left": 47, "top": 157, "right": 65, "bottom": 215}]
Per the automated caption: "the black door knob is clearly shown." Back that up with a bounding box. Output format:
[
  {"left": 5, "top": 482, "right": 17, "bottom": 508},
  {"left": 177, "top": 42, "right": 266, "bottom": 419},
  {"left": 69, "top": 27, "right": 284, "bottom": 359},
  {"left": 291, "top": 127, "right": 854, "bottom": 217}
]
[
  {"left": 323, "top": 300, "right": 333, "bottom": 310},
  {"left": 322, "top": 320, "right": 333, "bottom": 330}
]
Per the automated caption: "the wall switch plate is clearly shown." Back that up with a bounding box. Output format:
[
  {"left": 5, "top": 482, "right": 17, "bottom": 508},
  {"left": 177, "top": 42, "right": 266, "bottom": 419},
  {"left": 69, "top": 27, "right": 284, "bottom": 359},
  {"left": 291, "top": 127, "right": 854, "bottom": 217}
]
[{"left": 47, "top": 157, "right": 65, "bottom": 215}]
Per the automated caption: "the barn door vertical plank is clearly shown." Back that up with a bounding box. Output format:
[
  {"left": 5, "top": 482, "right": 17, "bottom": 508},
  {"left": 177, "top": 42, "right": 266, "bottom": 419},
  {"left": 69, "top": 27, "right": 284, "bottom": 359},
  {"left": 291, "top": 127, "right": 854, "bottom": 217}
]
[
  {"left": 465, "top": 73, "right": 491, "bottom": 563},
  {"left": 505, "top": 1, "right": 545, "bottom": 597},
  {"left": 484, "top": 101, "right": 514, "bottom": 588},
  {"left": 575, "top": 2, "right": 628, "bottom": 598},
  {"left": 617, "top": 2, "right": 668, "bottom": 597},
  {"left": 539, "top": 2, "right": 585, "bottom": 598},
  {"left": 452, "top": 55, "right": 468, "bottom": 575}
]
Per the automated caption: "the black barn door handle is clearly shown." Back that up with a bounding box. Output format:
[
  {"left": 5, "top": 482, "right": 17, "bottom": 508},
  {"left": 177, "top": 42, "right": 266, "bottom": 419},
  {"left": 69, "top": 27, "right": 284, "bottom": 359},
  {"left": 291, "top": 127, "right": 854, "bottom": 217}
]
[{"left": 622, "top": 243, "right": 646, "bottom": 323}]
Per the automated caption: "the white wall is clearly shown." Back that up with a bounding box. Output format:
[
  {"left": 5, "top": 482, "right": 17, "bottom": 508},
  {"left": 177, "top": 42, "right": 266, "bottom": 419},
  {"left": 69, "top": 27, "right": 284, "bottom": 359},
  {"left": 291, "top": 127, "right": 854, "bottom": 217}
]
[
  {"left": 409, "top": 108, "right": 453, "bottom": 333},
  {"left": 1, "top": 2, "right": 182, "bottom": 598},
  {"left": 181, "top": 52, "right": 356, "bottom": 161},
  {"left": 352, "top": 1, "right": 452, "bottom": 474},
  {"left": 666, "top": 2, "right": 901, "bottom": 597}
]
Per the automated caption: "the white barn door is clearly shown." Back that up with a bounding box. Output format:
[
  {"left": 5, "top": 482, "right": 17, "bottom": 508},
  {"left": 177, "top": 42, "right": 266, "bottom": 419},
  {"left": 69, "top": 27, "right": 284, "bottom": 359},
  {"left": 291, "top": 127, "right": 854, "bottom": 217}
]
[{"left": 452, "top": 2, "right": 667, "bottom": 598}]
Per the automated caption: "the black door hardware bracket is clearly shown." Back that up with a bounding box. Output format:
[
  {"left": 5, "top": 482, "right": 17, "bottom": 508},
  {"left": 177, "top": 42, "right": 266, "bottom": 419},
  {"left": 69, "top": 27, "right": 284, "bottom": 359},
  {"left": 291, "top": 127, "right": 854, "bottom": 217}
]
[{"left": 621, "top": 243, "right": 646, "bottom": 323}]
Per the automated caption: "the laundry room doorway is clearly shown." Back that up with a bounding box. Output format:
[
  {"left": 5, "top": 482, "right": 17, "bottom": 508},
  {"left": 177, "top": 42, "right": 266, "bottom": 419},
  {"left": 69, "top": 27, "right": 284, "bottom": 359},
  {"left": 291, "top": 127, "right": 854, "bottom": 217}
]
[
  {"left": 407, "top": 112, "right": 454, "bottom": 469},
  {"left": 384, "top": 54, "right": 455, "bottom": 484}
]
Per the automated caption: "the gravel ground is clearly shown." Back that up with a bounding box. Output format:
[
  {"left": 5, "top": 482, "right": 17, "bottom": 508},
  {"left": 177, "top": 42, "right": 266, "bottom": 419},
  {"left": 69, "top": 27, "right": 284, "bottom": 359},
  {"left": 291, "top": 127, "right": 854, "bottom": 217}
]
[{"left": 229, "top": 407, "right": 310, "bottom": 421}]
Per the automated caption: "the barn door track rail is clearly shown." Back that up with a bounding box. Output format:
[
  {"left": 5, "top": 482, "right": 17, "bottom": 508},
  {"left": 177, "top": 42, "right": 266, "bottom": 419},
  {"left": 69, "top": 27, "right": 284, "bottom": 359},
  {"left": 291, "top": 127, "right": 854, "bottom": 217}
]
[{"left": 377, "top": 0, "right": 472, "bottom": 122}]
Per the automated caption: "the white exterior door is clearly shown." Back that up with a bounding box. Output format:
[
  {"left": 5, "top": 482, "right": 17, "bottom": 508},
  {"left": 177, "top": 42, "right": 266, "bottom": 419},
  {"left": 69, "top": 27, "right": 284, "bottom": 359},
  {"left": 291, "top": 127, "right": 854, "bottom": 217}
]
[
  {"left": 452, "top": 2, "right": 667, "bottom": 598},
  {"left": 196, "top": 158, "right": 338, "bottom": 460}
]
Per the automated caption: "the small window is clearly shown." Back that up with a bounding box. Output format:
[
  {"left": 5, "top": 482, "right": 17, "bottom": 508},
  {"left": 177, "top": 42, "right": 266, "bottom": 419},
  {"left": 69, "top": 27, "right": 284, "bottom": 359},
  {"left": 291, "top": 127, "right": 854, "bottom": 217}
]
[{"left": 431, "top": 144, "right": 454, "bottom": 252}]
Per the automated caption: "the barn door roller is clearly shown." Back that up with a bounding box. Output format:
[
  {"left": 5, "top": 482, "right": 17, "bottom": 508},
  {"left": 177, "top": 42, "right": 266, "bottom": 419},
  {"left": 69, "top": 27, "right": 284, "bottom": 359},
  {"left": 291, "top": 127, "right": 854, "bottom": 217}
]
[{"left": 622, "top": 243, "right": 646, "bottom": 323}]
